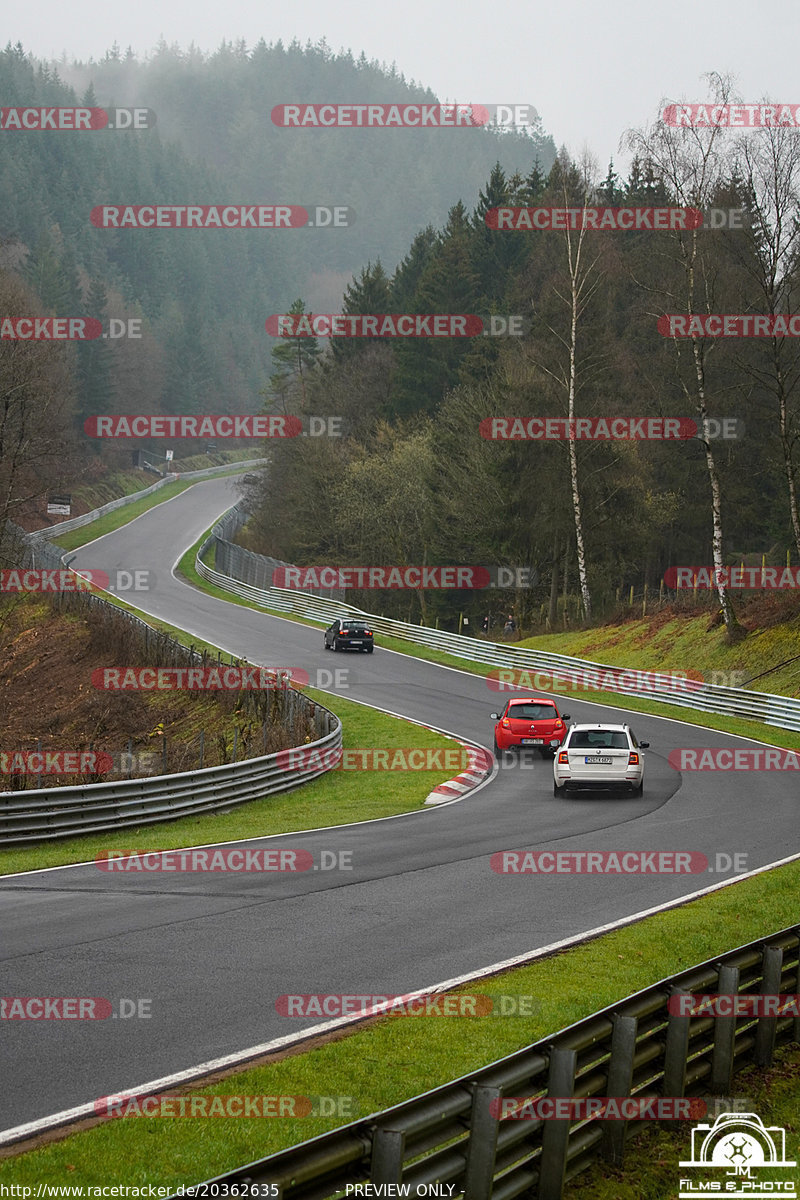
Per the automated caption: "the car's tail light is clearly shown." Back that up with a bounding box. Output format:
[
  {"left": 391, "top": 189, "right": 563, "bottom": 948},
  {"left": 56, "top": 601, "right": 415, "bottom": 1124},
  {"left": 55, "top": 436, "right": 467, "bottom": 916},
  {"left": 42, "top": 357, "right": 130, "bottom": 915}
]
[
  {"left": 628, "top": 752, "right": 639, "bottom": 766},
  {"left": 502, "top": 719, "right": 511, "bottom": 728},
  {"left": 554, "top": 720, "right": 563, "bottom": 728},
  {"left": 557, "top": 751, "right": 569, "bottom": 764}
]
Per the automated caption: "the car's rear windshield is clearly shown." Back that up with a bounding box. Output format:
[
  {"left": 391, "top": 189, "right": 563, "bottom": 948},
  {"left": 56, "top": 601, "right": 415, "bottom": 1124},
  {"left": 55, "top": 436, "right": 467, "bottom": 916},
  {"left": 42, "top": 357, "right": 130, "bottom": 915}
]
[
  {"left": 568, "top": 730, "right": 629, "bottom": 749},
  {"left": 342, "top": 622, "right": 369, "bottom": 630},
  {"left": 508, "top": 704, "right": 556, "bottom": 720}
]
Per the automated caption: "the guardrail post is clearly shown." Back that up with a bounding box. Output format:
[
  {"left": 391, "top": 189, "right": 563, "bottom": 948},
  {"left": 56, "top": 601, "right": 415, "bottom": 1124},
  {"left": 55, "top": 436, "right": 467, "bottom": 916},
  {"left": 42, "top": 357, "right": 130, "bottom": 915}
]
[
  {"left": 370, "top": 1127, "right": 405, "bottom": 1183},
  {"left": 664, "top": 988, "right": 691, "bottom": 1128},
  {"left": 539, "top": 1046, "right": 577, "bottom": 1200},
  {"left": 711, "top": 964, "right": 740, "bottom": 1094},
  {"left": 793, "top": 930, "right": 800, "bottom": 1045},
  {"left": 601, "top": 1014, "right": 638, "bottom": 1165},
  {"left": 463, "top": 1084, "right": 502, "bottom": 1198},
  {"left": 755, "top": 944, "right": 783, "bottom": 1067}
]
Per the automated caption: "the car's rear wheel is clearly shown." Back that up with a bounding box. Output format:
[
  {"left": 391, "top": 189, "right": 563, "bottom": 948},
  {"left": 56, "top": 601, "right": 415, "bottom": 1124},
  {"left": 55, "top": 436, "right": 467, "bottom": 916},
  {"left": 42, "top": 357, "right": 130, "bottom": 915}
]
[
  {"left": 366, "top": 646, "right": 374, "bottom": 653},
  {"left": 633, "top": 780, "right": 643, "bottom": 796},
  {"left": 493, "top": 737, "right": 503, "bottom": 760},
  {"left": 553, "top": 782, "right": 565, "bottom": 797},
  {"left": 324, "top": 638, "right": 331, "bottom": 649}
]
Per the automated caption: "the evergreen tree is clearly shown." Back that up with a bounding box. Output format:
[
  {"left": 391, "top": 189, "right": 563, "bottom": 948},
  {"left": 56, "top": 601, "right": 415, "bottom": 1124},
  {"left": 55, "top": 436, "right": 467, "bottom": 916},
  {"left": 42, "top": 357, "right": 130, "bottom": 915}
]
[{"left": 267, "top": 298, "right": 320, "bottom": 409}]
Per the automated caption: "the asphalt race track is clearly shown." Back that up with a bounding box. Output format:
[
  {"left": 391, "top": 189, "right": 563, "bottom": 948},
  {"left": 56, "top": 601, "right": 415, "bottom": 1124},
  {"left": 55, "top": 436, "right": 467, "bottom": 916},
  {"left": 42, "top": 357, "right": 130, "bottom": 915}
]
[{"left": 1, "top": 474, "right": 797, "bottom": 1133}]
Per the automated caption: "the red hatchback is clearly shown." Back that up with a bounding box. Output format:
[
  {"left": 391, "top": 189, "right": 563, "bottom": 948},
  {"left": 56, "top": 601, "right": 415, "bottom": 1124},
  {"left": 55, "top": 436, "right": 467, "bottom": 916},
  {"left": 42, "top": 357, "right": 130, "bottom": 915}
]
[{"left": 490, "top": 696, "right": 571, "bottom": 758}]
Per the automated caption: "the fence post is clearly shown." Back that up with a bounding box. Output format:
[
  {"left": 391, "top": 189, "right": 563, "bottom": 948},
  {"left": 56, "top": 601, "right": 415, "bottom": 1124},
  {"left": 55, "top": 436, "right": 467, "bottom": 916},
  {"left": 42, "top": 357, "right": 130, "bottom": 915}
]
[
  {"left": 711, "top": 964, "right": 740, "bottom": 1094},
  {"left": 539, "top": 1046, "right": 577, "bottom": 1199},
  {"left": 198, "top": 730, "right": 204, "bottom": 770},
  {"left": 36, "top": 739, "right": 42, "bottom": 789},
  {"left": 600, "top": 1013, "right": 638, "bottom": 1165},
  {"left": 664, "top": 987, "right": 692, "bottom": 1128},
  {"left": 232, "top": 728, "right": 238, "bottom": 763},
  {"left": 463, "top": 1084, "right": 502, "bottom": 1198},
  {"left": 162, "top": 735, "right": 167, "bottom": 775},
  {"left": 370, "top": 1128, "right": 405, "bottom": 1183},
  {"left": 755, "top": 944, "right": 784, "bottom": 1067}
]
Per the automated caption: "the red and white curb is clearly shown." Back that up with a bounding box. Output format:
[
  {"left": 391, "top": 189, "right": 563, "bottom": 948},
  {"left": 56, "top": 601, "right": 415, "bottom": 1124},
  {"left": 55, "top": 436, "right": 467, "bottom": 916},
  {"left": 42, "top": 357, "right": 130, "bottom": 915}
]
[{"left": 423, "top": 737, "right": 494, "bottom": 805}]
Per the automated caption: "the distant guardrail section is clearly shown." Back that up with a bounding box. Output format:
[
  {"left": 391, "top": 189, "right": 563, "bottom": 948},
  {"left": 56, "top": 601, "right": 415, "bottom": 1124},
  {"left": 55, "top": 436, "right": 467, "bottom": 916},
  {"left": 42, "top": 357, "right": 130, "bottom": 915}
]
[
  {"left": 27, "top": 458, "right": 268, "bottom": 540},
  {"left": 197, "top": 503, "right": 800, "bottom": 733}
]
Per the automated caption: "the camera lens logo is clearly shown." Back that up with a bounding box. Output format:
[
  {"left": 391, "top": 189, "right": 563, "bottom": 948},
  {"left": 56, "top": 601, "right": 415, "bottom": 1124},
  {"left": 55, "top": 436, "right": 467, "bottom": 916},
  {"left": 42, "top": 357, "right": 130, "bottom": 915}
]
[{"left": 679, "top": 1111, "right": 796, "bottom": 1197}]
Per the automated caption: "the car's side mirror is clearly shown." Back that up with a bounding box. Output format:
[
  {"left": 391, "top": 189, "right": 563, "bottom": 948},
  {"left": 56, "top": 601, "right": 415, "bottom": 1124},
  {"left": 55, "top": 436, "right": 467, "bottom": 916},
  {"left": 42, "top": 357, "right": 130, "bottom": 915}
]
[
  {"left": 562, "top": 714, "right": 571, "bottom": 721},
  {"left": 549, "top": 739, "right": 561, "bottom": 748},
  {"left": 490, "top": 712, "right": 499, "bottom": 720},
  {"left": 639, "top": 741, "right": 650, "bottom": 749}
]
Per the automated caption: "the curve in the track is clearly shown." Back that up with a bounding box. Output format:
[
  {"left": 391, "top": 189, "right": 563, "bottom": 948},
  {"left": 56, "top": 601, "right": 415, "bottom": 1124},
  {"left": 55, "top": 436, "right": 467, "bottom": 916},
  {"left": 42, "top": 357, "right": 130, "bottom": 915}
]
[{"left": 1, "top": 474, "right": 797, "bottom": 1134}]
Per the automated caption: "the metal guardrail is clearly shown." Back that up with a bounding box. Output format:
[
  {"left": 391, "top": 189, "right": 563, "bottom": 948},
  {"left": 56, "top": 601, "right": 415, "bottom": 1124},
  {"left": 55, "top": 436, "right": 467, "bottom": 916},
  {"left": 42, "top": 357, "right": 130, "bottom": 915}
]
[
  {"left": 178, "top": 925, "right": 800, "bottom": 1199},
  {"left": 0, "top": 708, "right": 341, "bottom": 844},
  {"left": 197, "top": 505, "right": 800, "bottom": 734},
  {"left": 27, "top": 458, "right": 268, "bottom": 540}
]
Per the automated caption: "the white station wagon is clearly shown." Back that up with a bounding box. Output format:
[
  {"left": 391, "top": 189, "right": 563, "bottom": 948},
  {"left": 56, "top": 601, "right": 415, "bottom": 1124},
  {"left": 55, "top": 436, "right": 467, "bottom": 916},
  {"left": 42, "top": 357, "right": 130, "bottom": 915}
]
[{"left": 552, "top": 723, "right": 649, "bottom": 797}]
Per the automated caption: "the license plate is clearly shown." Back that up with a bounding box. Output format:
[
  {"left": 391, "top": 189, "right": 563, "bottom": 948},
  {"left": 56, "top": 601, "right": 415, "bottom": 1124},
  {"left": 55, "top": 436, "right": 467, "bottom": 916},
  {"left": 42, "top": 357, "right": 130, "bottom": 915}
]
[
  {"left": 521, "top": 738, "right": 544, "bottom": 745},
  {"left": 585, "top": 756, "right": 613, "bottom": 765},
  {"left": 349, "top": 640, "right": 363, "bottom": 645}
]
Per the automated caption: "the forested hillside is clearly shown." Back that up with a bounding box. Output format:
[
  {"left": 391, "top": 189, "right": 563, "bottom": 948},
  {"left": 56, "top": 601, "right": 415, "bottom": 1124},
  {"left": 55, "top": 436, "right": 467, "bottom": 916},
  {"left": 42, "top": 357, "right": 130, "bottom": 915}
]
[{"left": 0, "top": 39, "right": 554, "bottom": 430}]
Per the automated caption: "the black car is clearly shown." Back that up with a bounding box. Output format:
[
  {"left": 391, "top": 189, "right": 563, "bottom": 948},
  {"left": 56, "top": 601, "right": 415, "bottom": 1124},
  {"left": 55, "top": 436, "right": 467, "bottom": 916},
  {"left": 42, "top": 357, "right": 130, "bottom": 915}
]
[{"left": 324, "top": 618, "right": 374, "bottom": 653}]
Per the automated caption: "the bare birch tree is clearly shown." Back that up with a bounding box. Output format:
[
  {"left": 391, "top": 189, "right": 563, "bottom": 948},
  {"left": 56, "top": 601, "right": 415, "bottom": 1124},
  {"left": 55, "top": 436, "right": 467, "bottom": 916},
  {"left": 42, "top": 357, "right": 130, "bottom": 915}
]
[
  {"left": 523, "top": 150, "right": 608, "bottom": 622},
  {"left": 625, "top": 72, "right": 742, "bottom": 639}
]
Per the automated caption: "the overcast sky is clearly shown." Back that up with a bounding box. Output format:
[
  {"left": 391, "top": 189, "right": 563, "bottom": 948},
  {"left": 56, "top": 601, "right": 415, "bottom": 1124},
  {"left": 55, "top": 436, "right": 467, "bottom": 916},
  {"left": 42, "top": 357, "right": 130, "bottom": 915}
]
[{"left": 12, "top": 0, "right": 800, "bottom": 171}]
